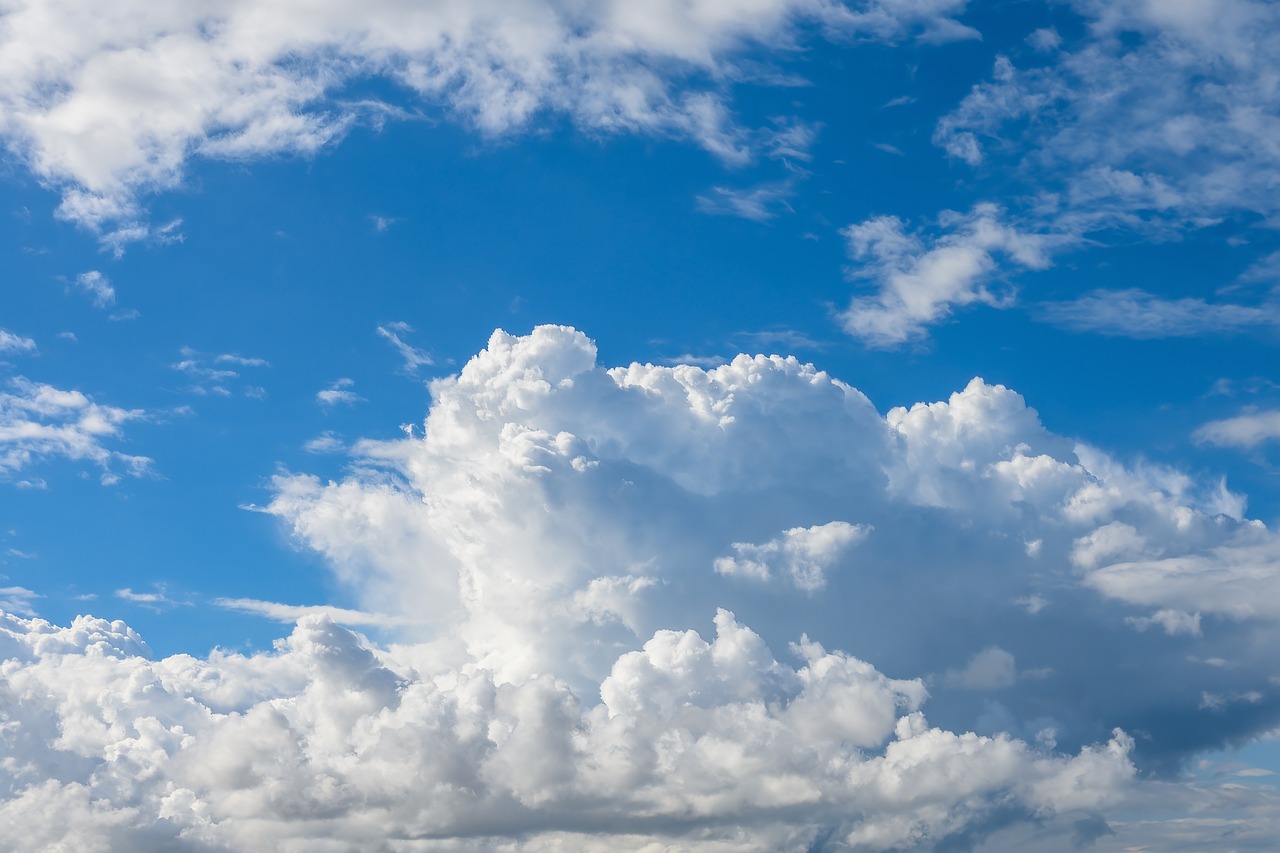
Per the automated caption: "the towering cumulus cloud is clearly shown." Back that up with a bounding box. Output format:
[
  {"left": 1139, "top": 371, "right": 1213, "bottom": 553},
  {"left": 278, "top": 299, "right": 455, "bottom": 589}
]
[{"left": 6, "top": 325, "right": 1280, "bottom": 849}]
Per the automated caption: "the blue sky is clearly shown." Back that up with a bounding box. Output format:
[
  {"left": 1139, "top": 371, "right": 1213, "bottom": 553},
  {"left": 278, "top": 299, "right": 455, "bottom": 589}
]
[{"left": 2, "top": 1, "right": 1280, "bottom": 849}]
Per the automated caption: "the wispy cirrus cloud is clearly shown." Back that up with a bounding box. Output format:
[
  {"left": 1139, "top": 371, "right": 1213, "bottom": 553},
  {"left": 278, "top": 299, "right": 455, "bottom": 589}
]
[
  {"left": 376, "top": 322, "right": 433, "bottom": 374},
  {"left": 1038, "top": 289, "right": 1280, "bottom": 338}
]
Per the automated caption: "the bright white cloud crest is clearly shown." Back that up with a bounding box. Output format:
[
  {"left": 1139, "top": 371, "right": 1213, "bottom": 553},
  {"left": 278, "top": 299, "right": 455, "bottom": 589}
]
[{"left": 5, "top": 325, "right": 1279, "bottom": 849}]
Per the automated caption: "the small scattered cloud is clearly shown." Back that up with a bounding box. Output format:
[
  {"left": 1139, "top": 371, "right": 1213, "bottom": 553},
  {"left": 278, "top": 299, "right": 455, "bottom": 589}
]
[
  {"left": 1039, "top": 290, "right": 1280, "bottom": 338},
  {"left": 714, "top": 521, "right": 870, "bottom": 592},
  {"left": 872, "top": 142, "right": 905, "bottom": 156},
  {"left": 662, "top": 353, "right": 729, "bottom": 368},
  {"left": 882, "top": 95, "right": 916, "bottom": 108},
  {"left": 317, "top": 378, "right": 363, "bottom": 407},
  {"left": 369, "top": 214, "right": 398, "bottom": 232},
  {"left": 946, "top": 646, "right": 1018, "bottom": 690},
  {"left": 1026, "top": 27, "right": 1062, "bottom": 52},
  {"left": 840, "top": 205, "right": 1059, "bottom": 347},
  {"left": 0, "top": 329, "right": 37, "bottom": 355},
  {"left": 736, "top": 328, "right": 827, "bottom": 351},
  {"left": 0, "top": 585, "right": 40, "bottom": 616},
  {"left": 696, "top": 181, "right": 795, "bottom": 222},
  {"left": 0, "top": 377, "right": 150, "bottom": 483},
  {"left": 214, "top": 596, "right": 411, "bottom": 627},
  {"left": 172, "top": 347, "right": 270, "bottom": 397},
  {"left": 1194, "top": 410, "right": 1280, "bottom": 450},
  {"left": 73, "top": 271, "right": 115, "bottom": 308},
  {"left": 304, "top": 431, "right": 345, "bottom": 454},
  {"left": 1015, "top": 594, "right": 1049, "bottom": 615},
  {"left": 1126, "top": 609, "right": 1202, "bottom": 637},
  {"left": 376, "top": 323, "right": 433, "bottom": 374},
  {"left": 115, "top": 586, "right": 187, "bottom": 610}
]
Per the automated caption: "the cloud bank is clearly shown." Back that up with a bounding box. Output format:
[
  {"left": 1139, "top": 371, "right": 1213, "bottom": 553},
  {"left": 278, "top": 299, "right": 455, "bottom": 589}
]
[{"left": 4, "top": 325, "right": 1278, "bottom": 848}]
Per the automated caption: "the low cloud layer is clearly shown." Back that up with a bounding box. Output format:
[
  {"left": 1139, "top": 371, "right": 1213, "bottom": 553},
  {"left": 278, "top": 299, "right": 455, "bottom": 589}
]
[{"left": 0, "top": 607, "right": 1133, "bottom": 851}]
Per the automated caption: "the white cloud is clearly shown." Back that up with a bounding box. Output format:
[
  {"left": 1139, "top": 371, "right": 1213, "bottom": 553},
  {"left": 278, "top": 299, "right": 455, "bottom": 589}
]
[
  {"left": 1040, "top": 289, "right": 1280, "bottom": 338},
  {"left": 1194, "top": 410, "right": 1280, "bottom": 449},
  {"left": 303, "top": 430, "right": 345, "bottom": 454},
  {"left": 839, "top": 205, "right": 1057, "bottom": 347},
  {"left": 0, "top": 377, "right": 150, "bottom": 482},
  {"left": 376, "top": 323, "right": 433, "bottom": 373},
  {"left": 0, "top": 330, "right": 36, "bottom": 355},
  {"left": 316, "top": 377, "right": 363, "bottom": 407},
  {"left": 0, "top": 0, "right": 976, "bottom": 239},
  {"left": 264, "top": 326, "right": 1277, "bottom": 749},
  {"left": 714, "top": 520, "right": 870, "bottom": 591},
  {"left": 171, "top": 347, "right": 270, "bottom": 398},
  {"left": 1126, "top": 609, "right": 1202, "bottom": 637},
  {"left": 72, "top": 270, "right": 114, "bottom": 307},
  {"left": 7, "top": 324, "right": 1280, "bottom": 846},
  {"left": 696, "top": 180, "right": 796, "bottom": 221},
  {"left": 0, "top": 586, "right": 39, "bottom": 616},
  {"left": 213, "top": 597, "right": 411, "bottom": 628},
  {"left": 946, "top": 646, "right": 1018, "bottom": 690},
  {"left": 1086, "top": 533, "right": 1280, "bottom": 621},
  {"left": 934, "top": 2, "right": 1280, "bottom": 234},
  {"left": 0, "top": 606, "right": 1135, "bottom": 851}
]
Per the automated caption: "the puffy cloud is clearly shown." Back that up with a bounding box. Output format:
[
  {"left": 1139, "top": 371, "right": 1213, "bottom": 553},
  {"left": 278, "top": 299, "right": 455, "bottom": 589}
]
[
  {"left": 261, "top": 325, "right": 1280, "bottom": 784},
  {"left": 714, "top": 520, "right": 870, "bottom": 591},
  {"left": 7, "top": 324, "right": 1280, "bottom": 846},
  {"left": 0, "top": 377, "right": 150, "bottom": 483},
  {"left": 0, "top": 607, "right": 1137, "bottom": 851},
  {"left": 0, "top": 0, "right": 974, "bottom": 239},
  {"left": 839, "top": 205, "right": 1057, "bottom": 347}
]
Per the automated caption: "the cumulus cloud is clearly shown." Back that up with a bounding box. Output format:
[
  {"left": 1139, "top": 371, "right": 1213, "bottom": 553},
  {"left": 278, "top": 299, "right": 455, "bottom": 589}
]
[
  {"left": 7, "top": 324, "right": 1280, "bottom": 846},
  {"left": 0, "top": 0, "right": 975, "bottom": 240},
  {"left": 0, "top": 377, "right": 150, "bottom": 483},
  {"left": 259, "top": 325, "right": 1280, "bottom": 783},
  {"left": 0, "top": 606, "right": 1136, "bottom": 851},
  {"left": 714, "top": 520, "right": 870, "bottom": 591},
  {"left": 839, "top": 205, "right": 1057, "bottom": 347}
]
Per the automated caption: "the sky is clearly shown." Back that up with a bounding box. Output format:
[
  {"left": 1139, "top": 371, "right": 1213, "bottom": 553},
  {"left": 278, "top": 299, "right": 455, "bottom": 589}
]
[{"left": 2, "top": 0, "right": 1280, "bottom": 849}]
